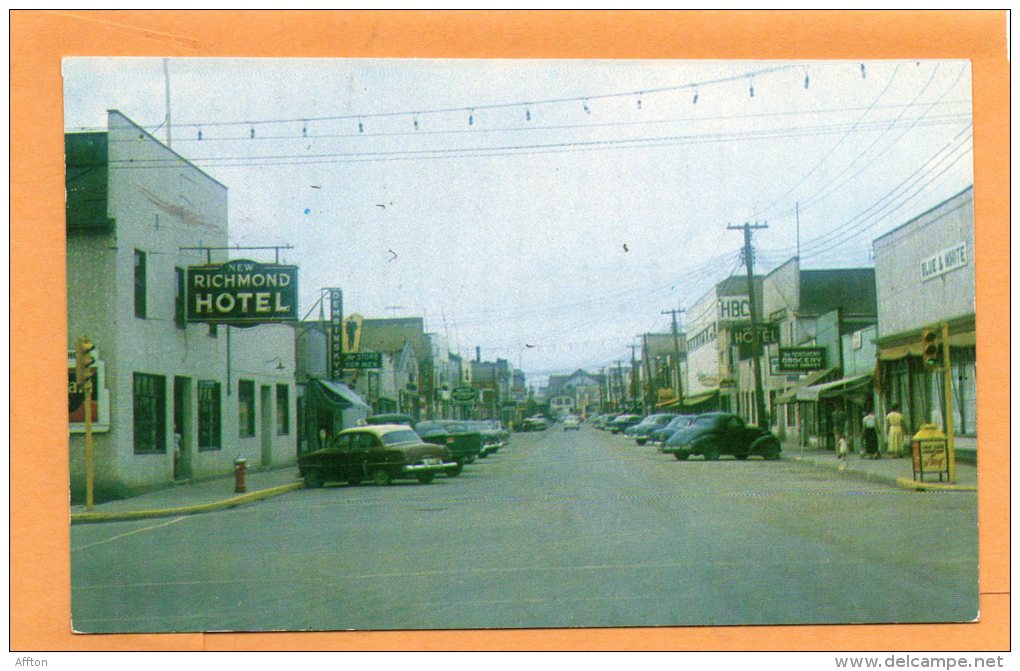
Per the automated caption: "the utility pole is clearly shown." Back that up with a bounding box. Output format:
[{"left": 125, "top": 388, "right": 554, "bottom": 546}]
[
  {"left": 615, "top": 360, "right": 624, "bottom": 411},
  {"left": 629, "top": 344, "right": 639, "bottom": 412},
  {"left": 641, "top": 334, "right": 654, "bottom": 414},
  {"left": 661, "top": 307, "right": 686, "bottom": 409},
  {"left": 729, "top": 221, "right": 769, "bottom": 428}
]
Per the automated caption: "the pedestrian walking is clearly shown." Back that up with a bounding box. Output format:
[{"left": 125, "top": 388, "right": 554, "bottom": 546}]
[
  {"left": 862, "top": 409, "right": 879, "bottom": 459},
  {"left": 886, "top": 404, "right": 905, "bottom": 458},
  {"left": 831, "top": 406, "right": 847, "bottom": 458}
]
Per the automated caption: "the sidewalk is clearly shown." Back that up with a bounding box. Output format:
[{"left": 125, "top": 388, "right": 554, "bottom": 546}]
[
  {"left": 70, "top": 465, "right": 305, "bottom": 524},
  {"left": 782, "top": 445, "right": 977, "bottom": 492}
]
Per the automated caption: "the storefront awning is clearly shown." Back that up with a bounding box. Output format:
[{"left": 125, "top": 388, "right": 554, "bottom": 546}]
[
  {"left": 776, "top": 367, "right": 837, "bottom": 404},
  {"left": 656, "top": 397, "right": 682, "bottom": 409},
  {"left": 796, "top": 373, "right": 873, "bottom": 402},
  {"left": 682, "top": 389, "right": 719, "bottom": 408},
  {"left": 313, "top": 379, "right": 371, "bottom": 410}
]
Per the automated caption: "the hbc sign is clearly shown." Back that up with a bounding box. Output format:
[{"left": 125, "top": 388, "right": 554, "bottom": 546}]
[{"left": 188, "top": 259, "right": 298, "bottom": 325}]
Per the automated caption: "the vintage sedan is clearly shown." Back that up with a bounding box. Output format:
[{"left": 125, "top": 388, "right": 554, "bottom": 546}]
[
  {"left": 649, "top": 414, "right": 697, "bottom": 450},
  {"left": 663, "top": 412, "right": 781, "bottom": 461},
  {"left": 607, "top": 414, "right": 643, "bottom": 434},
  {"left": 625, "top": 413, "right": 676, "bottom": 444},
  {"left": 299, "top": 425, "right": 457, "bottom": 487},
  {"left": 417, "top": 420, "right": 481, "bottom": 474}
]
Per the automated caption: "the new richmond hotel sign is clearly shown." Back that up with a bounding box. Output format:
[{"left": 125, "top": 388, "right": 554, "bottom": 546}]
[{"left": 187, "top": 259, "right": 299, "bottom": 326}]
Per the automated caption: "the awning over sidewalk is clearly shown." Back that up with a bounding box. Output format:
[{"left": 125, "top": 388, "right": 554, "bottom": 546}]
[
  {"left": 312, "top": 379, "right": 371, "bottom": 410},
  {"left": 776, "top": 367, "right": 837, "bottom": 404},
  {"left": 682, "top": 389, "right": 718, "bottom": 408},
  {"left": 795, "top": 373, "right": 873, "bottom": 402}
]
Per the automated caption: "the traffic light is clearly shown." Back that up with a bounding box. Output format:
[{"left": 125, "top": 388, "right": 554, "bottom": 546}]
[
  {"left": 920, "top": 326, "right": 941, "bottom": 368},
  {"left": 75, "top": 336, "right": 96, "bottom": 386}
]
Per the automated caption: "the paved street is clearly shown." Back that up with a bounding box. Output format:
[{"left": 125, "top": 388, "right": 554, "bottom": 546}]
[{"left": 71, "top": 427, "right": 978, "bottom": 633}]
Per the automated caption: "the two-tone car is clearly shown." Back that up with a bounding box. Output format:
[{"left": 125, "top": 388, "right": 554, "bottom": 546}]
[
  {"left": 299, "top": 424, "right": 458, "bottom": 487},
  {"left": 662, "top": 412, "right": 781, "bottom": 461}
]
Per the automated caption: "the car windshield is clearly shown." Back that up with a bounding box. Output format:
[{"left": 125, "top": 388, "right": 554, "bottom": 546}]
[
  {"left": 667, "top": 416, "right": 693, "bottom": 429},
  {"left": 440, "top": 422, "right": 470, "bottom": 433},
  {"left": 380, "top": 429, "right": 421, "bottom": 446},
  {"left": 693, "top": 416, "right": 718, "bottom": 427}
]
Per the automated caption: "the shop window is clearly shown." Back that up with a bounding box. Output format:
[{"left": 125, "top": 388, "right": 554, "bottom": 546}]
[
  {"left": 197, "top": 381, "right": 222, "bottom": 450},
  {"left": 133, "top": 373, "right": 166, "bottom": 453},
  {"left": 134, "top": 249, "right": 147, "bottom": 319},
  {"left": 238, "top": 379, "right": 255, "bottom": 437},
  {"left": 276, "top": 384, "right": 290, "bottom": 435},
  {"left": 951, "top": 347, "right": 977, "bottom": 436}
]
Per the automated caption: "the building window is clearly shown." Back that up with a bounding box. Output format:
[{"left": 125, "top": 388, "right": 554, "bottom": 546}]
[
  {"left": 197, "top": 381, "right": 222, "bottom": 450},
  {"left": 133, "top": 373, "right": 166, "bottom": 453},
  {"left": 276, "top": 384, "right": 290, "bottom": 435},
  {"left": 238, "top": 379, "right": 255, "bottom": 437},
  {"left": 134, "top": 249, "right": 147, "bottom": 318},
  {"left": 175, "top": 267, "right": 186, "bottom": 329},
  {"left": 951, "top": 346, "right": 977, "bottom": 436}
]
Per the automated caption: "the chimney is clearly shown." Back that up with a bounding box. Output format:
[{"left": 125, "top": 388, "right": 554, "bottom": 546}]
[{"left": 476, "top": 346, "right": 481, "bottom": 363}]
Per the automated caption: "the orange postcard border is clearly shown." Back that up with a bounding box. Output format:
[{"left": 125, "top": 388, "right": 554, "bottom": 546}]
[{"left": 10, "top": 9, "right": 1010, "bottom": 651}]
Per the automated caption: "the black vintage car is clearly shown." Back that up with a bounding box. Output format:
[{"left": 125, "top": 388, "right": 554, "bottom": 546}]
[
  {"left": 607, "top": 414, "right": 643, "bottom": 434},
  {"left": 663, "top": 412, "right": 781, "bottom": 461},
  {"left": 299, "top": 425, "right": 457, "bottom": 487},
  {"left": 414, "top": 420, "right": 480, "bottom": 476}
]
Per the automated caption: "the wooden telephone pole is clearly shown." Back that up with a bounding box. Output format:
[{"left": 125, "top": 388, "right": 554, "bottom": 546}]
[
  {"left": 661, "top": 307, "right": 685, "bottom": 410},
  {"left": 729, "top": 222, "right": 769, "bottom": 428}
]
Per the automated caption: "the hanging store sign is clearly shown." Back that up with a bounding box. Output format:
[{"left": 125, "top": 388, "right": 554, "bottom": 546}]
[
  {"left": 733, "top": 323, "right": 780, "bottom": 360},
  {"left": 187, "top": 259, "right": 298, "bottom": 325},
  {"left": 920, "top": 242, "right": 967, "bottom": 282},
  {"left": 776, "top": 347, "right": 827, "bottom": 372},
  {"left": 717, "top": 296, "right": 752, "bottom": 322},
  {"left": 343, "top": 352, "right": 382, "bottom": 370},
  {"left": 451, "top": 386, "right": 478, "bottom": 403},
  {"left": 342, "top": 313, "right": 363, "bottom": 353}
]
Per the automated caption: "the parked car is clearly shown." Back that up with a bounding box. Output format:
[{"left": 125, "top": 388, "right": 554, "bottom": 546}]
[
  {"left": 429, "top": 420, "right": 484, "bottom": 469},
  {"left": 663, "top": 412, "right": 781, "bottom": 461},
  {"left": 466, "top": 420, "right": 504, "bottom": 457},
  {"left": 299, "top": 424, "right": 456, "bottom": 487},
  {"left": 563, "top": 415, "right": 581, "bottom": 430},
  {"left": 521, "top": 416, "right": 550, "bottom": 431},
  {"left": 594, "top": 413, "right": 618, "bottom": 430},
  {"left": 649, "top": 414, "right": 697, "bottom": 450},
  {"left": 625, "top": 413, "right": 677, "bottom": 445},
  {"left": 608, "top": 414, "right": 643, "bottom": 434},
  {"left": 413, "top": 421, "right": 476, "bottom": 476},
  {"left": 364, "top": 413, "right": 414, "bottom": 426}
]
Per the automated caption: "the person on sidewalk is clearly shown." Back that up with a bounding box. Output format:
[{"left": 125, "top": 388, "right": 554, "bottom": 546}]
[
  {"left": 832, "top": 407, "right": 847, "bottom": 459},
  {"left": 885, "top": 404, "right": 906, "bottom": 458},
  {"left": 862, "top": 409, "right": 879, "bottom": 459}
]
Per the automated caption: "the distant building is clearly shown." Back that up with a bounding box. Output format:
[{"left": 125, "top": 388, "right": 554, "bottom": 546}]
[
  {"left": 67, "top": 111, "right": 296, "bottom": 502},
  {"left": 546, "top": 369, "right": 603, "bottom": 416}
]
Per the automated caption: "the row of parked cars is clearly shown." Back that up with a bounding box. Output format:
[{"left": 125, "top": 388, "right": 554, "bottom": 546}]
[
  {"left": 298, "top": 414, "right": 511, "bottom": 487},
  {"left": 594, "top": 411, "right": 782, "bottom": 461}
]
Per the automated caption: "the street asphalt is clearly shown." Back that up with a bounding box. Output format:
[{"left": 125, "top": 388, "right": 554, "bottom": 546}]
[{"left": 69, "top": 426, "right": 978, "bottom": 633}]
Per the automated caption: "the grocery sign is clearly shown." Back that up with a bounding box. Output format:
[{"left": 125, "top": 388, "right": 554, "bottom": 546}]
[
  {"left": 187, "top": 259, "right": 298, "bottom": 325},
  {"left": 451, "top": 386, "right": 478, "bottom": 403},
  {"left": 776, "top": 347, "right": 826, "bottom": 372}
]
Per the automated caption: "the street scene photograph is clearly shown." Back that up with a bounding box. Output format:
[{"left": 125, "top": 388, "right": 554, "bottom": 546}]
[{"left": 63, "top": 56, "right": 978, "bottom": 634}]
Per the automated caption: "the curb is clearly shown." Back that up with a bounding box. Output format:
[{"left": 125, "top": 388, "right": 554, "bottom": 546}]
[
  {"left": 70, "top": 481, "right": 306, "bottom": 525},
  {"left": 785, "top": 456, "right": 976, "bottom": 492},
  {"left": 895, "top": 477, "right": 977, "bottom": 492}
]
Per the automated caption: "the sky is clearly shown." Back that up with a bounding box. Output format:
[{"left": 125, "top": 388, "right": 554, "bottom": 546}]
[{"left": 62, "top": 58, "right": 974, "bottom": 386}]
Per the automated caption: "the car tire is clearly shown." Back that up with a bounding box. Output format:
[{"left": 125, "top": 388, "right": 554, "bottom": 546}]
[
  {"left": 736, "top": 453, "right": 749, "bottom": 460},
  {"left": 445, "top": 463, "right": 463, "bottom": 477},
  {"left": 347, "top": 475, "right": 362, "bottom": 486},
  {"left": 372, "top": 468, "right": 392, "bottom": 486},
  {"left": 303, "top": 469, "right": 324, "bottom": 488},
  {"left": 701, "top": 441, "right": 720, "bottom": 461},
  {"left": 762, "top": 440, "right": 781, "bottom": 460},
  {"left": 674, "top": 451, "right": 689, "bottom": 461},
  {"left": 416, "top": 472, "right": 435, "bottom": 484},
  {"left": 636, "top": 438, "right": 647, "bottom": 445}
]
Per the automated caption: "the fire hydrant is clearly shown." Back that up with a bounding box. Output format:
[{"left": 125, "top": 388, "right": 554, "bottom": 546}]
[{"left": 234, "top": 457, "right": 247, "bottom": 493}]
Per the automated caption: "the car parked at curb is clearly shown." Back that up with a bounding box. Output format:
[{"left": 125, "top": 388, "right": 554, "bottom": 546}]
[
  {"left": 624, "top": 413, "right": 676, "bottom": 444},
  {"left": 608, "top": 414, "right": 643, "bottom": 434},
  {"left": 299, "top": 424, "right": 457, "bottom": 487},
  {"left": 429, "top": 420, "right": 485, "bottom": 469},
  {"left": 649, "top": 414, "right": 697, "bottom": 450},
  {"left": 663, "top": 412, "right": 781, "bottom": 461},
  {"left": 521, "top": 416, "right": 550, "bottom": 431}
]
